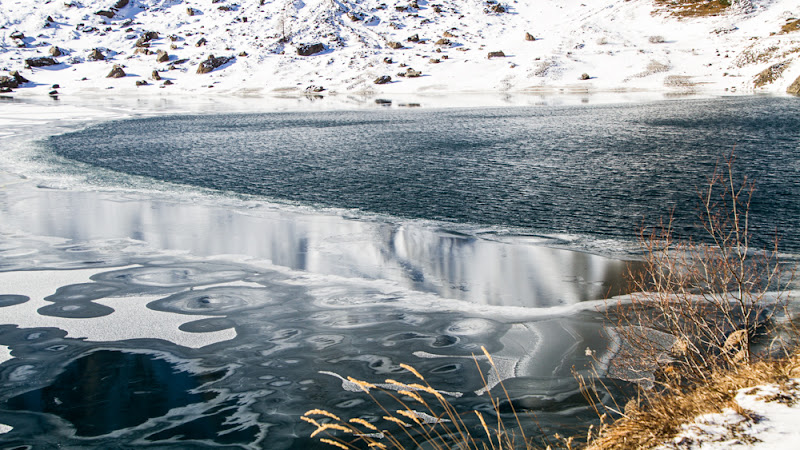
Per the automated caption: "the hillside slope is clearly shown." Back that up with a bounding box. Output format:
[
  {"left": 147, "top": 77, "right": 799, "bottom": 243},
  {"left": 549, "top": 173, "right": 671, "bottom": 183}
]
[{"left": 0, "top": 0, "right": 798, "bottom": 98}]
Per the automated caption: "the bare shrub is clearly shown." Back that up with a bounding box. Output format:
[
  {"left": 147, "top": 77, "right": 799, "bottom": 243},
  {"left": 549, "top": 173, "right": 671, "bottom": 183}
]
[{"left": 606, "top": 155, "right": 790, "bottom": 390}]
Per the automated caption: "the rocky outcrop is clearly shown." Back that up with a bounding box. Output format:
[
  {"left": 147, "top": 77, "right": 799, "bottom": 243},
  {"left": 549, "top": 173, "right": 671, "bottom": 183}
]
[
  {"left": 196, "top": 55, "right": 233, "bottom": 74},
  {"left": 297, "top": 43, "right": 324, "bottom": 56},
  {"left": 106, "top": 64, "right": 126, "bottom": 78},
  {"left": 788, "top": 76, "right": 800, "bottom": 95},
  {"left": 25, "top": 57, "right": 58, "bottom": 67},
  {"left": 753, "top": 61, "right": 789, "bottom": 88},
  {"left": 10, "top": 71, "right": 28, "bottom": 84}
]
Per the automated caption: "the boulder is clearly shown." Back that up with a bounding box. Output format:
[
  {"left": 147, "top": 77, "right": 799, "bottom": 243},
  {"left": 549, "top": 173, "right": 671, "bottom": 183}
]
[
  {"left": 489, "top": 4, "right": 506, "bottom": 13},
  {"left": 151, "top": 70, "right": 161, "bottom": 81},
  {"left": 106, "top": 64, "right": 126, "bottom": 78},
  {"left": 443, "top": 30, "right": 456, "bottom": 38},
  {"left": 487, "top": 51, "right": 505, "bottom": 59},
  {"left": 163, "top": 80, "right": 173, "bottom": 85},
  {"left": 347, "top": 12, "right": 362, "bottom": 21},
  {"left": 88, "top": 48, "right": 105, "bottom": 61},
  {"left": 407, "top": 34, "right": 420, "bottom": 42},
  {"left": 95, "top": 10, "right": 115, "bottom": 18},
  {"left": 373, "top": 75, "right": 392, "bottom": 84},
  {"left": 0, "top": 87, "right": 12, "bottom": 94},
  {"left": 187, "top": 7, "right": 196, "bottom": 16},
  {"left": 10, "top": 71, "right": 28, "bottom": 84},
  {"left": 297, "top": 43, "right": 324, "bottom": 56},
  {"left": 49, "top": 46, "right": 62, "bottom": 57},
  {"left": 156, "top": 50, "right": 170, "bottom": 62},
  {"left": 114, "top": 0, "right": 129, "bottom": 9},
  {"left": 136, "top": 31, "right": 158, "bottom": 47},
  {"left": 25, "top": 57, "right": 59, "bottom": 67},
  {"left": 387, "top": 41, "right": 404, "bottom": 49},
  {"left": 196, "top": 55, "right": 234, "bottom": 74},
  {"left": 135, "top": 80, "right": 148, "bottom": 86},
  {"left": 10, "top": 31, "right": 24, "bottom": 40},
  {"left": 788, "top": 75, "right": 800, "bottom": 95},
  {"left": 0, "top": 76, "right": 19, "bottom": 89},
  {"left": 405, "top": 68, "right": 422, "bottom": 77},
  {"left": 525, "top": 32, "right": 535, "bottom": 41},
  {"left": 580, "top": 73, "right": 590, "bottom": 80},
  {"left": 434, "top": 38, "right": 451, "bottom": 46},
  {"left": 195, "top": 37, "right": 207, "bottom": 47}
]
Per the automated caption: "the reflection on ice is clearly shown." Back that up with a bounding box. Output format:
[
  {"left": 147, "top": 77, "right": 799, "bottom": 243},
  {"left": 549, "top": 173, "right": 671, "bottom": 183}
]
[{"left": 0, "top": 179, "right": 636, "bottom": 308}]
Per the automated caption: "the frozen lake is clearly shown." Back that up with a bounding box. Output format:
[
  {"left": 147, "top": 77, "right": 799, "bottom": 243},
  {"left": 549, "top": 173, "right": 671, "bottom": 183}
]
[{"left": 0, "top": 96, "right": 798, "bottom": 448}]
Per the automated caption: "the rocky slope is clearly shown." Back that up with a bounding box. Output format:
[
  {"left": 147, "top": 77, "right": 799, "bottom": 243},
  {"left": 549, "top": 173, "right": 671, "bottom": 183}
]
[{"left": 0, "top": 0, "right": 798, "bottom": 99}]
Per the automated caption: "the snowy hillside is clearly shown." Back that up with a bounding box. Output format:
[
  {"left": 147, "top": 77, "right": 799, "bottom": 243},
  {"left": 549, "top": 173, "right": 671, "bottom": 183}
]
[{"left": 0, "top": 0, "right": 799, "bottom": 98}]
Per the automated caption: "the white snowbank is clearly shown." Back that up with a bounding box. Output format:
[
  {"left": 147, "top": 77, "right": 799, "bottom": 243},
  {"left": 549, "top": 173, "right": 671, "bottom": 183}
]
[
  {"left": 0, "top": 0, "right": 798, "bottom": 100},
  {"left": 662, "top": 380, "right": 800, "bottom": 449}
]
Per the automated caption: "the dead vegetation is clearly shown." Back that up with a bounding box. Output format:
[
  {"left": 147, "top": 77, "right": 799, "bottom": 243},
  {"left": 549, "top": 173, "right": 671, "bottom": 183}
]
[
  {"left": 582, "top": 155, "right": 798, "bottom": 448},
  {"left": 654, "top": 0, "right": 733, "bottom": 18},
  {"left": 781, "top": 18, "right": 800, "bottom": 34}
]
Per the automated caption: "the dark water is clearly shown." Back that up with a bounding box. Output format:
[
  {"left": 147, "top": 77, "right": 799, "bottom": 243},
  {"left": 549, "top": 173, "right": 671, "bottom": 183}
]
[{"left": 45, "top": 96, "right": 800, "bottom": 250}]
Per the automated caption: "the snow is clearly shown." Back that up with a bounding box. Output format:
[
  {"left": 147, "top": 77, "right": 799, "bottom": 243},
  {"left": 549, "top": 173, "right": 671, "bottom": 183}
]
[
  {"left": 661, "top": 380, "right": 800, "bottom": 449},
  {"left": 0, "top": 423, "right": 11, "bottom": 435},
  {"left": 0, "top": 0, "right": 798, "bottom": 99}
]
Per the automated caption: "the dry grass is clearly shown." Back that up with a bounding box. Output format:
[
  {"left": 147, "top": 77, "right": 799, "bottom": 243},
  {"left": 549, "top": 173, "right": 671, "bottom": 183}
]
[
  {"left": 586, "top": 351, "right": 800, "bottom": 449},
  {"left": 781, "top": 19, "right": 800, "bottom": 34},
  {"left": 654, "top": 0, "right": 732, "bottom": 18}
]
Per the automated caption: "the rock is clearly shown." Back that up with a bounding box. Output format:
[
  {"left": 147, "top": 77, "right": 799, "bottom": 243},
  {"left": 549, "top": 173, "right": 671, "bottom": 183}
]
[
  {"left": 373, "top": 75, "right": 392, "bottom": 84},
  {"left": 95, "top": 10, "right": 115, "bottom": 18},
  {"left": 429, "top": 58, "right": 440, "bottom": 64},
  {"left": 487, "top": 51, "right": 505, "bottom": 59},
  {"left": 443, "top": 30, "right": 456, "bottom": 38},
  {"left": 156, "top": 50, "right": 169, "bottom": 62},
  {"left": 347, "top": 12, "right": 362, "bottom": 21},
  {"left": 25, "top": 57, "right": 59, "bottom": 67},
  {"left": 114, "top": 0, "right": 129, "bottom": 9},
  {"left": 11, "top": 71, "right": 28, "bottom": 84},
  {"left": 10, "top": 31, "right": 24, "bottom": 40},
  {"left": 136, "top": 31, "right": 159, "bottom": 47},
  {"left": 187, "top": 7, "right": 196, "bottom": 16},
  {"left": 45, "top": 16, "right": 54, "bottom": 23},
  {"left": 383, "top": 57, "right": 393, "bottom": 64},
  {"left": 195, "top": 37, "right": 207, "bottom": 47},
  {"left": 297, "top": 43, "right": 324, "bottom": 56},
  {"left": 0, "top": 87, "right": 12, "bottom": 94},
  {"left": 135, "top": 80, "right": 148, "bottom": 86},
  {"left": 489, "top": 4, "right": 506, "bottom": 13},
  {"left": 305, "top": 85, "right": 325, "bottom": 92},
  {"left": 407, "top": 34, "right": 420, "bottom": 42},
  {"left": 48, "top": 90, "right": 58, "bottom": 95},
  {"left": 580, "top": 73, "right": 591, "bottom": 80},
  {"left": 51, "top": 84, "right": 60, "bottom": 89},
  {"left": 0, "top": 76, "right": 19, "bottom": 89},
  {"left": 106, "top": 64, "right": 126, "bottom": 78},
  {"left": 88, "top": 48, "right": 105, "bottom": 61},
  {"left": 196, "top": 55, "right": 234, "bottom": 74},
  {"left": 238, "top": 51, "right": 248, "bottom": 57},
  {"left": 134, "top": 48, "right": 152, "bottom": 55},
  {"left": 398, "top": 67, "right": 422, "bottom": 78},
  {"left": 163, "top": 80, "right": 173, "bottom": 85},
  {"left": 433, "top": 5, "right": 442, "bottom": 13},
  {"left": 49, "top": 46, "right": 62, "bottom": 57},
  {"left": 434, "top": 38, "right": 451, "bottom": 46},
  {"left": 375, "top": 98, "right": 392, "bottom": 105},
  {"left": 788, "top": 75, "right": 800, "bottom": 95},
  {"left": 151, "top": 70, "right": 161, "bottom": 81},
  {"left": 525, "top": 32, "right": 535, "bottom": 41},
  {"left": 387, "top": 41, "right": 404, "bottom": 49}
]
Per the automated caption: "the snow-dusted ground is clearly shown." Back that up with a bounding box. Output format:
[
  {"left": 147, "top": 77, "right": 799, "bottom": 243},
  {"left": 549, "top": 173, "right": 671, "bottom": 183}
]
[
  {"left": 0, "top": 0, "right": 799, "bottom": 99},
  {"left": 660, "top": 380, "right": 800, "bottom": 449}
]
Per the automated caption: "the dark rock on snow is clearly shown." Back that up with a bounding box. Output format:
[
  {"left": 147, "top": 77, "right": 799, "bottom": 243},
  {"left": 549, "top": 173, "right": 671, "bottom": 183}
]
[
  {"left": 374, "top": 75, "right": 392, "bottom": 84},
  {"left": 49, "top": 46, "right": 62, "bottom": 57},
  {"left": 88, "top": 49, "right": 105, "bottom": 61},
  {"left": 487, "top": 51, "right": 505, "bottom": 58},
  {"left": 297, "top": 43, "right": 325, "bottom": 56},
  {"left": 95, "top": 10, "right": 115, "bottom": 19},
  {"left": 196, "top": 55, "right": 234, "bottom": 74},
  {"left": 106, "top": 64, "right": 126, "bottom": 78},
  {"left": 156, "top": 50, "right": 170, "bottom": 62},
  {"left": 151, "top": 70, "right": 162, "bottom": 81},
  {"left": 387, "top": 41, "right": 404, "bottom": 49},
  {"left": 26, "top": 57, "right": 59, "bottom": 67}
]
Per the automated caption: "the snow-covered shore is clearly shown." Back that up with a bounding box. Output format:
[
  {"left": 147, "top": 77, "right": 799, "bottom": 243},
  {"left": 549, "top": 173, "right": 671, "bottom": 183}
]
[{"left": 1, "top": 0, "right": 799, "bottom": 100}]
